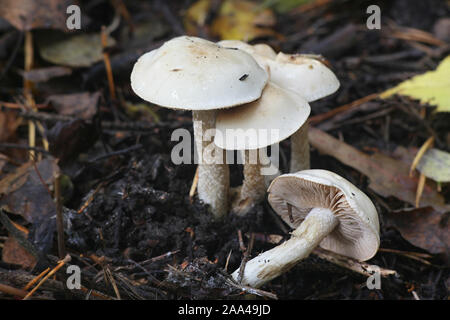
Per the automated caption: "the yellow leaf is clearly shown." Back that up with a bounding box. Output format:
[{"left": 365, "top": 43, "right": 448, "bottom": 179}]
[
  {"left": 380, "top": 55, "right": 450, "bottom": 112},
  {"left": 211, "top": 0, "right": 277, "bottom": 41},
  {"left": 184, "top": 0, "right": 212, "bottom": 35}
]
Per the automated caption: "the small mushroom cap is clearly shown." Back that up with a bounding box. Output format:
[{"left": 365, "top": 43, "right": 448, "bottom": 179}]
[
  {"left": 268, "top": 169, "right": 380, "bottom": 261},
  {"left": 214, "top": 82, "right": 310, "bottom": 150},
  {"left": 131, "top": 36, "right": 268, "bottom": 110},
  {"left": 268, "top": 52, "right": 340, "bottom": 102}
]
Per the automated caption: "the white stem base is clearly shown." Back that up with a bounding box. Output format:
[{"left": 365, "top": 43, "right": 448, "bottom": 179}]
[
  {"left": 193, "top": 110, "right": 229, "bottom": 219},
  {"left": 290, "top": 123, "right": 310, "bottom": 172},
  {"left": 232, "top": 150, "right": 266, "bottom": 215},
  {"left": 232, "top": 207, "right": 338, "bottom": 288}
]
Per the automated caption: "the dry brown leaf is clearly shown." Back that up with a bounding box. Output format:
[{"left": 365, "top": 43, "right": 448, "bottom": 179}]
[
  {"left": 385, "top": 207, "right": 449, "bottom": 256},
  {"left": 0, "top": 0, "right": 75, "bottom": 31},
  {"left": 0, "top": 110, "right": 22, "bottom": 143},
  {"left": 0, "top": 158, "right": 59, "bottom": 223},
  {"left": 45, "top": 91, "right": 100, "bottom": 120},
  {"left": 2, "top": 235, "right": 37, "bottom": 269},
  {"left": 308, "top": 127, "right": 450, "bottom": 213},
  {"left": 20, "top": 66, "right": 72, "bottom": 83}
]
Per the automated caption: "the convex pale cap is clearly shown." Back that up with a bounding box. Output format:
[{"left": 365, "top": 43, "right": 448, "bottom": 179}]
[
  {"left": 268, "top": 169, "right": 380, "bottom": 261},
  {"left": 268, "top": 52, "right": 340, "bottom": 102},
  {"left": 214, "top": 82, "right": 310, "bottom": 150},
  {"left": 217, "top": 41, "right": 340, "bottom": 102},
  {"left": 131, "top": 36, "right": 268, "bottom": 110}
]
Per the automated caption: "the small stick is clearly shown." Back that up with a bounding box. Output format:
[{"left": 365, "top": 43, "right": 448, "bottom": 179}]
[
  {"left": 378, "top": 248, "right": 431, "bottom": 265},
  {"left": 0, "top": 283, "right": 29, "bottom": 298},
  {"left": 54, "top": 174, "right": 66, "bottom": 259},
  {"left": 0, "top": 101, "right": 48, "bottom": 110},
  {"left": 23, "top": 254, "right": 71, "bottom": 300},
  {"left": 309, "top": 93, "right": 380, "bottom": 125},
  {"left": 138, "top": 250, "right": 180, "bottom": 266},
  {"left": 189, "top": 166, "right": 199, "bottom": 201},
  {"left": 415, "top": 173, "right": 426, "bottom": 208},
  {"left": 79, "top": 286, "right": 114, "bottom": 300},
  {"left": 77, "top": 182, "right": 106, "bottom": 215},
  {"left": 238, "top": 233, "right": 255, "bottom": 283},
  {"left": 313, "top": 247, "right": 398, "bottom": 278},
  {"left": 224, "top": 249, "right": 233, "bottom": 272},
  {"left": 101, "top": 26, "right": 117, "bottom": 101},
  {"left": 104, "top": 267, "right": 121, "bottom": 300},
  {"left": 237, "top": 230, "right": 246, "bottom": 252},
  {"left": 0, "top": 143, "right": 49, "bottom": 155},
  {"left": 23, "top": 267, "right": 51, "bottom": 291},
  {"left": 410, "top": 136, "right": 434, "bottom": 177},
  {"left": 225, "top": 278, "right": 278, "bottom": 300},
  {"left": 24, "top": 31, "right": 36, "bottom": 161}
]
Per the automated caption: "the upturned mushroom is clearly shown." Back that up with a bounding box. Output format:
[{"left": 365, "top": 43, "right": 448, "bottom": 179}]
[
  {"left": 131, "top": 36, "right": 268, "bottom": 219},
  {"left": 214, "top": 83, "right": 310, "bottom": 215},
  {"left": 232, "top": 169, "right": 380, "bottom": 288}
]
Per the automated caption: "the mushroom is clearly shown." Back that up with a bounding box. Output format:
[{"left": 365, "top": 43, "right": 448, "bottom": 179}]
[
  {"left": 214, "top": 83, "right": 310, "bottom": 215},
  {"left": 131, "top": 36, "right": 268, "bottom": 219},
  {"left": 267, "top": 53, "right": 340, "bottom": 172},
  {"left": 218, "top": 40, "right": 276, "bottom": 68},
  {"left": 232, "top": 169, "right": 380, "bottom": 288},
  {"left": 218, "top": 41, "right": 340, "bottom": 173}
]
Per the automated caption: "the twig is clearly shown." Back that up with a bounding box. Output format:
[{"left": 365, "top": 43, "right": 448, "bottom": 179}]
[
  {"left": 224, "top": 249, "right": 233, "bottom": 272},
  {"left": 0, "top": 143, "right": 50, "bottom": 155},
  {"left": 0, "top": 283, "right": 29, "bottom": 298},
  {"left": 378, "top": 248, "right": 432, "bottom": 265},
  {"left": 225, "top": 278, "right": 278, "bottom": 300},
  {"left": 238, "top": 233, "right": 255, "bottom": 284},
  {"left": 309, "top": 93, "right": 380, "bottom": 125},
  {"left": 104, "top": 267, "right": 121, "bottom": 300},
  {"left": 23, "top": 268, "right": 51, "bottom": 291},
  {"left": 54, "top": 174, "right": 66, "bottom": 259},
  {"left": 101, "top": 26, "right": 117, "bottom": 101},
  {"left": 23, "top": 254, "right": 71, "bottom": 300},
  {"left": 312, "top": 247, "right": 398, "bottom": 278},
  {"left": 410, "top": 136, "right": 434, "bottom": 176},
  {"left": 189, "top": 166, "right": 199, "bottom": 201},
  {"left": 87, "top": 144, "right": 143, "bottom": 163}
]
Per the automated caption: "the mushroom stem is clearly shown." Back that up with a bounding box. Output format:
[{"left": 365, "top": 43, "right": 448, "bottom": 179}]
[
  {"left": 290, "top": 122, "right": 309, "bottom": 172},
  {"left": 193, "top": 110, "right": 229, "bottom": 219},
  {"left": 232, "top": 207, "right": 338, "bottom": 288},
  {"left": 233, "top": 150, "right": 267, "bottom": 215}
]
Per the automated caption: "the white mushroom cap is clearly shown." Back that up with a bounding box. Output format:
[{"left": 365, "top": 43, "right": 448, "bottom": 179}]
[
  {"left": 217, "top": 40, "right": 276, "bottom": 71},
  {"left": 214, "top": 82, "right": 310, "bottom": 150},
  {"left": 268, "top": 169, "right": 380, "bottom": 261},
  {"left": 267, "top": 52, "right": 340, "bottom": 102},
  {"left": 131, "top": 36, "right": 268, "bottom": 110}
]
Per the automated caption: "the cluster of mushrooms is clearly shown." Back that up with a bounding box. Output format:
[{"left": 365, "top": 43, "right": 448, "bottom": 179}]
[{"left": 131, "top": 36, "right": 380, "bottom": 288}]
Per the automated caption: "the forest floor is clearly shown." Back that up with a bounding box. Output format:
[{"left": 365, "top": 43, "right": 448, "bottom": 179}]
[{"left": 0, "top": 0, "right": 448, "bottom": 300}]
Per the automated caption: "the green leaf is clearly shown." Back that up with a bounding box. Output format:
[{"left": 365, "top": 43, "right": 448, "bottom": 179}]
[
  {"left": 381, "top": 55, "right": 450, "bottom": 112},
  {"left": 262, "top": 0, "right": 315, "bottom": 13},
  {"left": 37, "top": 31, "right": 116, "bottom": 68}
]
